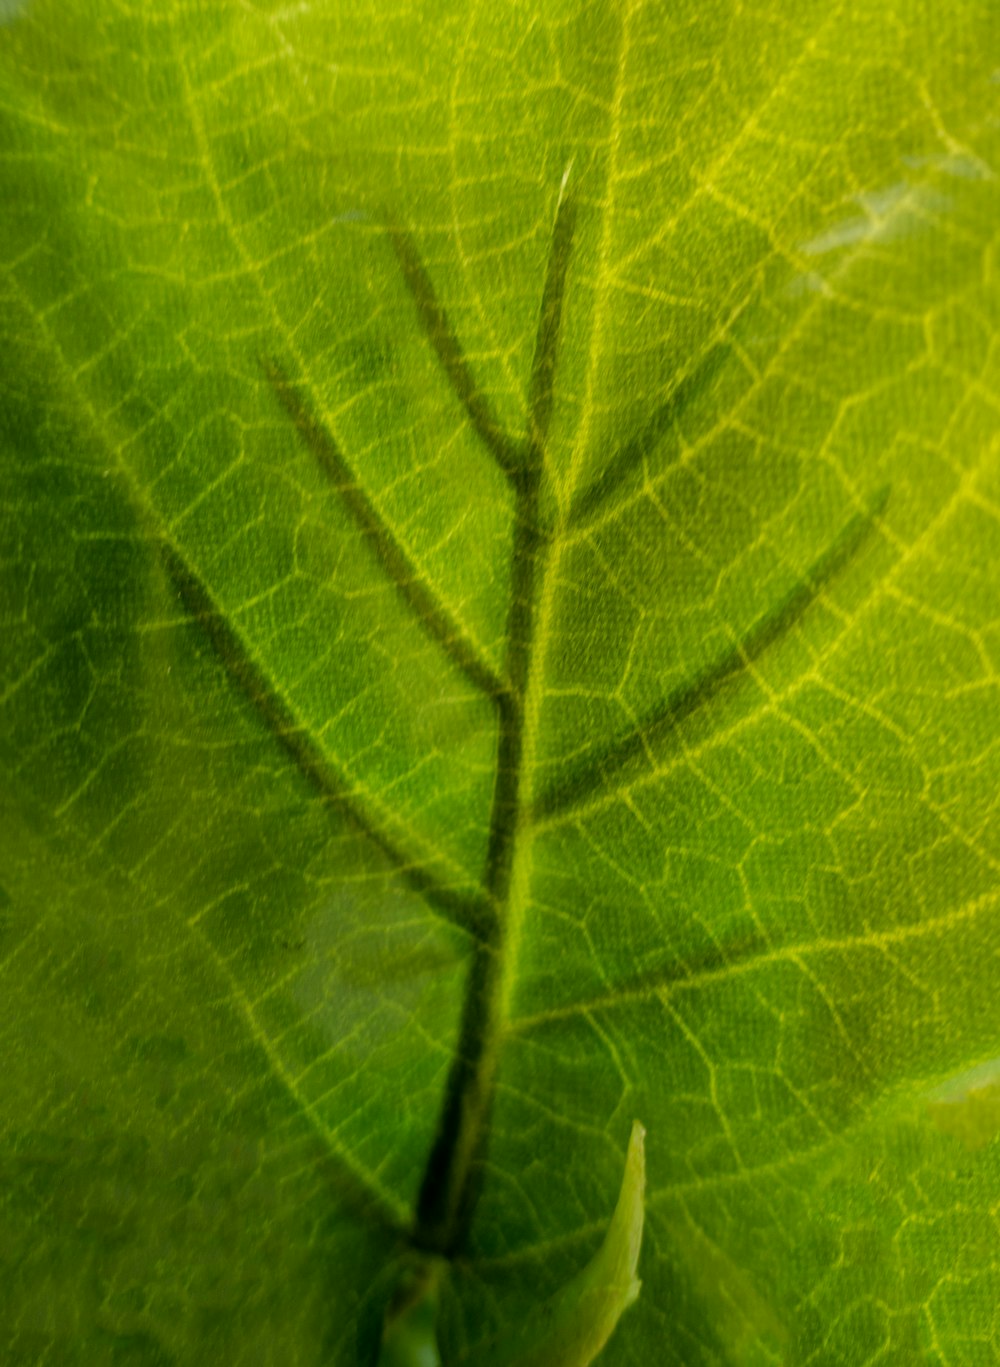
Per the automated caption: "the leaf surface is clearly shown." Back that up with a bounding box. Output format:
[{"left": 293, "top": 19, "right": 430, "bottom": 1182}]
[{"left": 2, "top": 1, "right": 1000, "bottom": 1364}]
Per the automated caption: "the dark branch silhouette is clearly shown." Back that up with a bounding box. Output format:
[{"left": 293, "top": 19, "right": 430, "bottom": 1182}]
[
  {"left": 528, "top": 188, "right": 578, "bottom": 461},
  {"left": 413, "top": 189, "right": 577, "bottom": 1255},
  {"left": 569, "top": 341, "right": 731, "bottom": 530},
  {"left": 263, "top": 355, "right": 507, "bottom": 703},
  {"left": 258, "top": 179, "right": 888, "bottom": 1274},
  {"left": 386, "top": 219, "right": 528, "bottom": 481},
  {"left": 533, "top": 487, "right": 890, "bottom": 824},
  {"left": 157, "top": 537, "right": 494, "bottom": 940}
]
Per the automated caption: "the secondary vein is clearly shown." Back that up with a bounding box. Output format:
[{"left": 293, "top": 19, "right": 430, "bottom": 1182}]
[
  {"left": 262, "top": 354, "right": 508, "bottom": 704},
  {"left": 531, "top": 487, "right": 890, "bottom": 827},
  {"left": 158, "top": 537, "right": 490, "bottom": 938},
  {"left": 386, "top": 217, "right": 528, "bottom": 482}
]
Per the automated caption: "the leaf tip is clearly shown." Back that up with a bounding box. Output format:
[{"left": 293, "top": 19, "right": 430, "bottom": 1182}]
[
  {"left": 477, "top": 1122, "right": 647, "bottom": 1367},
  {"left": 606, "top": 1119, "right": 646, "bottom": 1306}
]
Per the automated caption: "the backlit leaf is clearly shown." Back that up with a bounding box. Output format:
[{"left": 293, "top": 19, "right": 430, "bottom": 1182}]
[{"left": 2, "top": 2, "right": 999, "bottom": 1364}]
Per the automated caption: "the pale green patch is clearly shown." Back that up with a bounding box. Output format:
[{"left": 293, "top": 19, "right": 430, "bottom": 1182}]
[{"left": 928, "top": 1058, "right": 1000, "bottom": 1151}]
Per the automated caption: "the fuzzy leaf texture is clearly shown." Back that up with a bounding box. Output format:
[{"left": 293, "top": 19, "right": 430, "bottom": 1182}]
[{"left": 2, "top": 2, "right": 1000, "bottom": 1365}]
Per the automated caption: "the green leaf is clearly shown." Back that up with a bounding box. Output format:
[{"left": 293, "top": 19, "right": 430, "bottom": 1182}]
[
  {"left": 377, "top": 1120, "right": 644, "bottom": 1367},
  {"left": 2, "top": 2, "right": 999, "bottom": 1365},
  {"left": 475, "top": 1118, "right": 646, "bottom": 1367}
]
